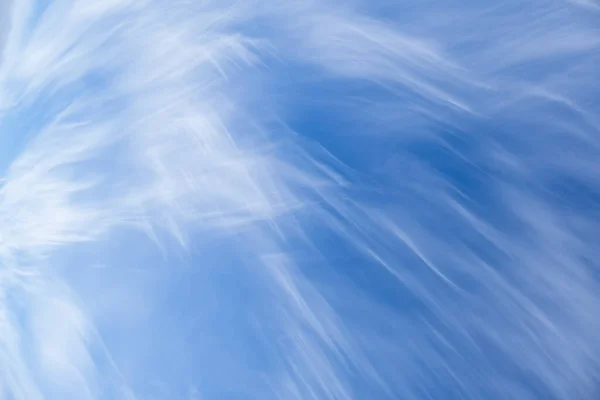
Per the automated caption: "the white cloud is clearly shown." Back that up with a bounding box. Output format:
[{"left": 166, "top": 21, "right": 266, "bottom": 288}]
[{"left": 0, "top": 0, "right": 599, "bottom": 399}]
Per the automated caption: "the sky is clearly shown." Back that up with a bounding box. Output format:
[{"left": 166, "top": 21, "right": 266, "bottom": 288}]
[{"left": 0, "top": 0, "right": 599, "bottom": 399}]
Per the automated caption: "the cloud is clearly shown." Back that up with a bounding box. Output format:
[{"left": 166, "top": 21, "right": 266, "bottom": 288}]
[{"left": 0, "top": 0, "right": 599, "bottom": 399}]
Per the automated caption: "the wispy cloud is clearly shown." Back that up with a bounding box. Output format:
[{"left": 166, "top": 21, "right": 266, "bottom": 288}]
[{"left": 0, "top": 0, "right": 599, "bottom": 399}]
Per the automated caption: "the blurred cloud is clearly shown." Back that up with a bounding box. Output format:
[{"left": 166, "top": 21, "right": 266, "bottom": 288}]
[{"left": 0, "top": 0, "right": 599, "bottom": 399}]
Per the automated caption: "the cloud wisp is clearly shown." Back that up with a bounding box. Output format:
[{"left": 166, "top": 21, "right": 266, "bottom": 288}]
[{"left": 0, "top": 0, "right": 599, "bottom": 399}]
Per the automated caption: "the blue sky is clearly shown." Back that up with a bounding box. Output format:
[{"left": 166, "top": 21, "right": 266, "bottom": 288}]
[{"left": 0, "top": 0, "right": 599, "bottom": 399}]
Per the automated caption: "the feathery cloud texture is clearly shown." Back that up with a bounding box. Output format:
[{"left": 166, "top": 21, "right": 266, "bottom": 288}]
[{"left": 0, "top": 0, "right": 599, "bottom": 399}]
